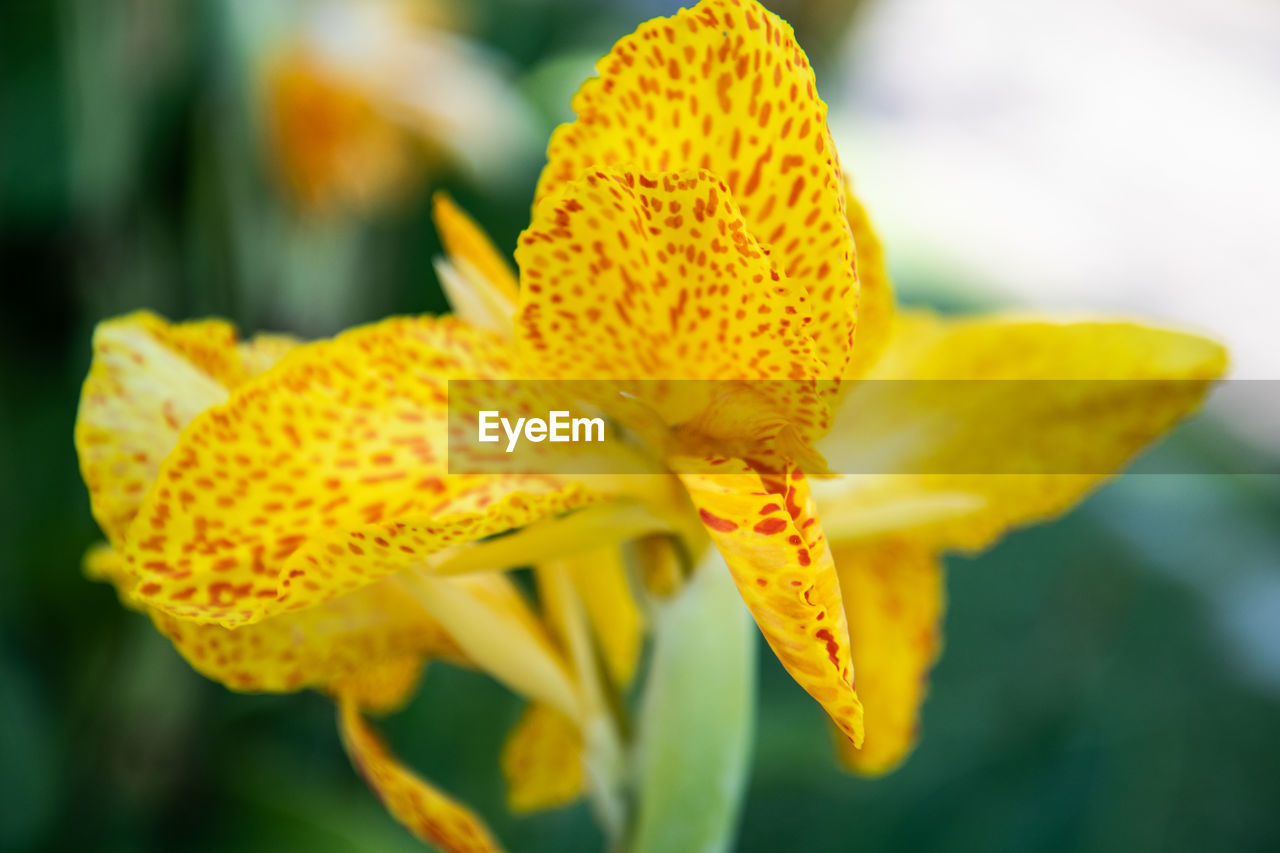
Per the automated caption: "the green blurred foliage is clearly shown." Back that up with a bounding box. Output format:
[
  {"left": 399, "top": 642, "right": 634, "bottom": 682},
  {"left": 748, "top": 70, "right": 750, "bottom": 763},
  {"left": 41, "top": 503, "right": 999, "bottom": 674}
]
[{"left": 1, "top": 1, "right": 1278, "bottom": 851}]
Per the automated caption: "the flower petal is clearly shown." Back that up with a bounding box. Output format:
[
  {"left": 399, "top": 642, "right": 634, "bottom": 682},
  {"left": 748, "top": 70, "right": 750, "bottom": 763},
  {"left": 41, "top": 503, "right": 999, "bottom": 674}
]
[
  {"left": 338, "top": 696, "right": 505, "bottom": 853},
  {"left": 818, "top": 313, "right": 1228, "bottom": 551},
  {"left": 564, "top": 546, "right": 646, "bottom": 687},
  {"left": 830, "top": 540, "right": 944, "bottom": 776},
  {"left": 501, "top": 702, "right": 585, "bottom": 813},
  {"left": 404, "top": 572, "right": 580, "bottom": 721},
  {"left": 677, "top": 460, "right": 864, "bottom": 745},
  {"left": 76, "top": 313, "right": 236, "bottom": 547},
  {"left": 841, "top": 183, "right": 893, "bottom": 381},
  {"left": 84, "top": 544, "right": 461, "bottom": 706},
  {"left": 76, "top": 313, "right": 301, "bottom": 549},
  {"left": 517, "top": 168, "right": 829, "bottom": 443},
  {"left": 536, "top": 0, "right": 856, "bottom": 377},
  {"left": 119, "top": 316, "right": 603, "bottom": 626},
  {"left": 267, "top": 48, "right": 416, "bottom": 213},
  {"left": 433, "top": 191, "right": 519, "bottom": 311}
]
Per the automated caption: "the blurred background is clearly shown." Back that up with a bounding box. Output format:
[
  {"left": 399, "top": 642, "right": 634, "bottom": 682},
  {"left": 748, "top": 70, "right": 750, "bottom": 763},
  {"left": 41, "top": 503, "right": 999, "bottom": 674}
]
[{"left": 2, "top": 0, "right": 1278, "bottom": 850}]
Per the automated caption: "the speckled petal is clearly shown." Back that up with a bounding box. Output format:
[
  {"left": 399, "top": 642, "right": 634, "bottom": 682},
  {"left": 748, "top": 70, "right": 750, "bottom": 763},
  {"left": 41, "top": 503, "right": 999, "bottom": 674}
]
[
  {"left": 517, "top": 168, "right": 829, "bottom": 443},
  {"left": 83, "top": 544, "right": 460, "bottom": 707},
  {"left": 339, "top": 696, "right": 505, "bottom": 853},
  {"left": 677, "top": 459, "right": 864, "bottom": 746},
  {"left": 117, "top": 315, "right": 602, "bottom": 627},
  {"left": 501, "top": 702, "right": 585, "bottom": 813},
  {"left": 536, "top": 0, "right": 856, "bottom": 377}
]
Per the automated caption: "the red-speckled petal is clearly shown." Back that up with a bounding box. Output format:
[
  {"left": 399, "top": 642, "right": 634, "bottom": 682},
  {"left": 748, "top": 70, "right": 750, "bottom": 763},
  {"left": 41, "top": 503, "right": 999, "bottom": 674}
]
[
  {"left": 339, "top": 697, "right": 505, "bottom": 852},
  {"left": 536, "top": 0, "right": 856, "bottom": 378},
  {"left": 677, "top": 458, "right": 864, "bottom": 745},
  {"left": 84, "top": 543, "right": 461, "bottom": 709},
  {"left": 517, "top": 168, "right": 829, "bottom": 443},
  {"left": 75, "top": 312, "right": 301, "bottom": 549},
  {"left": 501, "top": 702, "right": 585, "bottom": 813},
  {"left": 118, "top": 315, "right": 603, "bottom": 627}
]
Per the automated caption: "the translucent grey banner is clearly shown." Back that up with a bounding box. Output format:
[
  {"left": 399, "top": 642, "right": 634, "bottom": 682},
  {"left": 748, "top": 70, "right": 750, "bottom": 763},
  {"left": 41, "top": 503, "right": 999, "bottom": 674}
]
[{"left": 446, "top": 380, "right": 1280, "bottom": 475}]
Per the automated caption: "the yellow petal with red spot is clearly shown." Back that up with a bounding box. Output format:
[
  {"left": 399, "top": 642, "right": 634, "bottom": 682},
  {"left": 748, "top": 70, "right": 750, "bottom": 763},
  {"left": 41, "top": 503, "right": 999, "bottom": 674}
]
[
  {"left": 818, "top": 312, "right": 1228, "bottom": 552},
  {"left": 678, "top": 460, "right": 864, "bottom": 746},
  {"left": 565, "top": 546, "right": 646, "bottom": 687},
  {"left": 117, "top": 315, "right": 603, "bottom": 627},
  {"left": 831, "top": 540, "right": 944, "bottom": 776},
  {"left": 433, "top": 192, "right": 519, "bottom": 304},
  {"left": 84, "top": 543, "right": 462, "bottom": 705},
  {"left": 517, "top": 168, "right": 829, "bottom": 444},
  {"left": 76, "top": 313, "right": 234, "bottom": 547},
  {"left": 841, "top": 183, "right": 893, "bottom": 381},
  {"left": 501, "top": 702, "right": 585, "bottom": 813},
  {"left": 338, "top": 697, "right": 505, "bottom": 853},
  {"left": 76, "top": 312, "right": 302, "bottom": 549},
  {"left": 536, "top": 0, "right": 856, "bottom": 377}
]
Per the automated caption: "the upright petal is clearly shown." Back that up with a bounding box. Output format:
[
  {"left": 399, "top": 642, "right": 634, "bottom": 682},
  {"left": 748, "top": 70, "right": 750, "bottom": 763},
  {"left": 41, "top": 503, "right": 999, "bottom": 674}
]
[
  {"left": 818, "top": 313, "right": 1228, "bottom": 551},
  {"left": 517, "top": 168, "right": 829, "bottom": 444},
  {"left": 536, "top": 0, "right": 856, "bottom": 376},
  {"left": 338, "top": 696, "right": 505, "bottom": 853},
  {"left": 565, "top": 546, "right": 646, "bottom": 687},
  {"left": 678, "top": 459, "right": 864, "bottom": 746},
  {"left": 841, "top": 184, "right": 894, "bottom": 381},
  {"left": 433, "top": 192, "right": 519, "bottom": 304},
  {"left": 405, "top": 572, "right": 580, "bottom": 721},
  {"left": 831, "top": 540, "right": 944, "bottom": 775}
]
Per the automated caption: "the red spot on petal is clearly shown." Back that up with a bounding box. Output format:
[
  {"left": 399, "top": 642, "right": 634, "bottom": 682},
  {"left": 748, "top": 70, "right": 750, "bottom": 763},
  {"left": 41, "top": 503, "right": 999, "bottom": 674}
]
[{"left": 698, "top": 508, "right": 739, "bottom": 533}]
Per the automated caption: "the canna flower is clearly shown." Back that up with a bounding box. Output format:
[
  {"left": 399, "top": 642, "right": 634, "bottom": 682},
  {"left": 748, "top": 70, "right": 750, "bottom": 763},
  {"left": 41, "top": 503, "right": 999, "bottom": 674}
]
[
  {"left": 260, "top": 0, "right": 534, "bottom": 214},
  {"left": 74, "top": 0, "right": 1226, "bottom": 849}
]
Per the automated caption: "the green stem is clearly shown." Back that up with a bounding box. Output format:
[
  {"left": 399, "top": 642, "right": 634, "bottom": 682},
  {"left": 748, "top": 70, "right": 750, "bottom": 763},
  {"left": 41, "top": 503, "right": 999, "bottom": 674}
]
[{"left": 628, "top": 548, "right": 756, "bottom": 853}]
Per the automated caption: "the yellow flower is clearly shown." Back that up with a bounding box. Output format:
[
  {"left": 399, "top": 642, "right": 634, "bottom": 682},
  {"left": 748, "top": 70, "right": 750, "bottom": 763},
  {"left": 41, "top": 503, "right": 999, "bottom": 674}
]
[
  {"left": 74, "top": 0, "right": 1227, "bottom": 849},
  {"left": 259, "top": 0, "right": 533, "bottom": 214}
]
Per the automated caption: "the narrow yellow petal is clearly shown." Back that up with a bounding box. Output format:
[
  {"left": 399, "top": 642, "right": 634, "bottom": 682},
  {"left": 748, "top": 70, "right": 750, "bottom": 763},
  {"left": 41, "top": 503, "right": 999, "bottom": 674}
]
[
  {"left": 531, "top": 561, "right": 625, "bottom": 832},
  {"left": 433, "top": 191, "right": 519, "bottom": 306},
  {"left": 338, "top": 696, "right": 505, "bottom": 853},
  {"left": 841, "top": 183, "right": 894, "bottom": 381},
  {"left": 678, "top": 460, "right": 864, "bottom": 746},
  {"left": 820, "top": 313, "right": 1228, "bottom": 551},
  {"left": 403, "top": 572, "right": 580, "bottom": 721},
  {"left": 537, "top": 0, "right": 856, "bottom": 377},
  {"left": 565, "top": 547, "right": 646, "bottom": 687},
  {"left": 831, "top": 540, "right": 944, "bottom": 776},
  {"left": 501, "top": 702, "right": 585, "bottom": 813}
]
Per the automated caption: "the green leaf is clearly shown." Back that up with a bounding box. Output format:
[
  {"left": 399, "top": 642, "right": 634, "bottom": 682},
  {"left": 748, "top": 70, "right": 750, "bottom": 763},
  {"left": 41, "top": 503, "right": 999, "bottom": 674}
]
[{"left": 630, "top": 549, "right": 756, "bottom": 853}]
